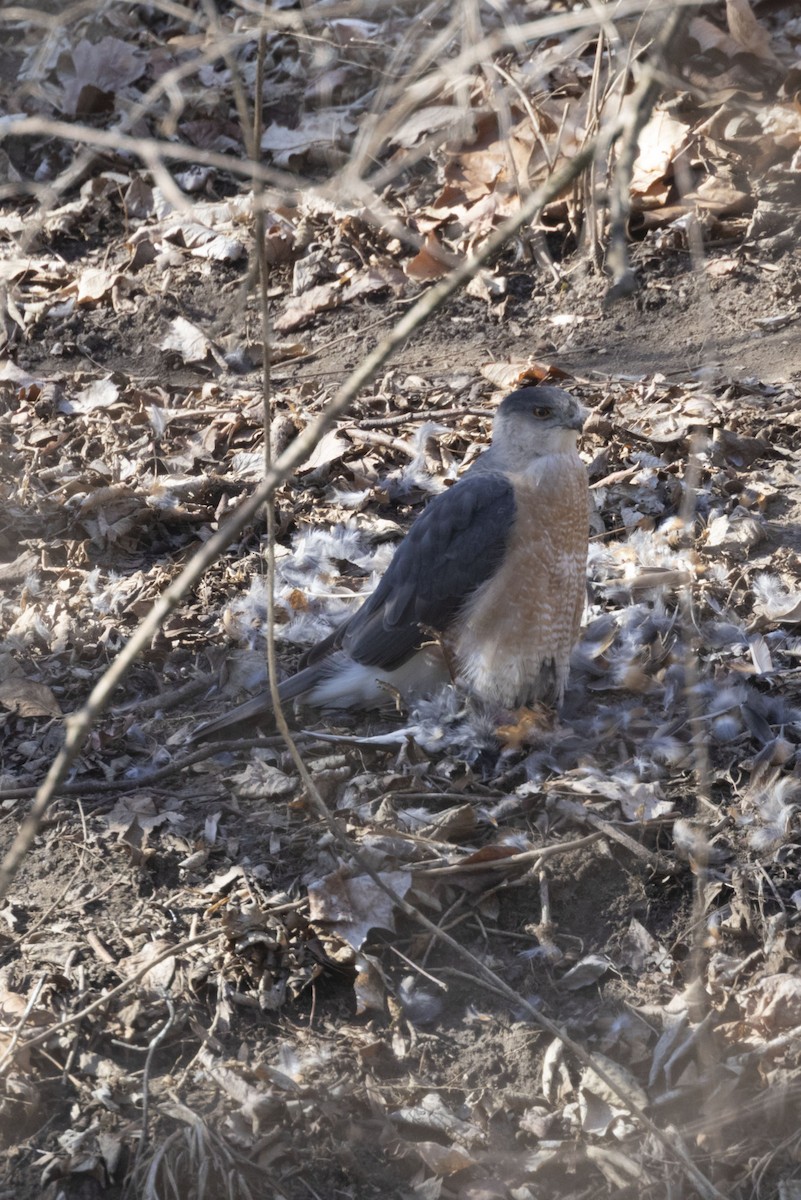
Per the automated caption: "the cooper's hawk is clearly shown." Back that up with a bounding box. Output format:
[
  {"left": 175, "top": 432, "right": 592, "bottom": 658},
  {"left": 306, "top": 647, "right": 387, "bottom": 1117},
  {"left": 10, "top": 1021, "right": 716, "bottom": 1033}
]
[{"left": 194, "top": 385, "right": 589, "bottom": 738}]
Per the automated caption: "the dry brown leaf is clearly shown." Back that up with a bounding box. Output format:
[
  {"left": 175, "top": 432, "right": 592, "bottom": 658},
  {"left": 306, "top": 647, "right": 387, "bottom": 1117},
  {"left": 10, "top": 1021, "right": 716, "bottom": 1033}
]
[
  {"left": 60, "top": 376, "right": 121, "bottom": 414},
  {"left": 580, "top": 1052, "right": 649, "bottom": 1112},
  {"left": 117, "top": 938, "right": 177, "bottom": 989},
  {"left": 725, "top": 0, "right": 782, "bottom": 66},
  {"left": 0, "top": 679, "right": 61, "bottom": 717},
  {"left": 465, "top": 269, "right": 506, "bottom": 301},
  {"left": 558, "top": 954, "right": 613, "bottom": 991},
  {"left": 630, "top": 111, "right": 689, "bottom": 207},
  {"left": 444, "top": 112, "right": 541, "bottom": 207},
  {"left": 744, "top": 973, "right": 801, "bottom": 1032},
  {"left": 176, "top": 224, "right": 245, "bottom": 262},
  {"left": 260, "top": 111, "right": 357, "bottom": 166},
  {"left": 276, "top": 266, "right": 404, "bottom": 331},
  {"left": 58, "top": 37, "right": 146, "bottom": 114},
  {"left": 229, "top": 760, "right": 297, "bottom": 800},
  {"left": 308, "top": 868, "right": 412, "bottom": 949},
  {"left": 391, "top": 1092, "right": 485, "bottom": 1146},
  {"left": 300, "top": 427, "right": 351, "bottom": 472},
  {"left": 414, "top": 1141, "right": 478, "bottom": 1175},
  {"left": 480, "top": 360, "right": 569, "bottom": 389},
  {"left": 342, "top": 264, "right": 405, "bottom": 301},
  {"left": 706, "top": 257, "right": 740, "bottom": 277},
  {"left": 274, "top": 280, "right": 342, "bottom": 331},
  {"left": 0, "top": 549, "right": 39, "bottom": 586},
  {"left": 391, "top": 105, "right": 457, "bottom": 149},
  {"left": 74, "top": 485, "right": 141, "bottom": 547},
  {"left": 65, "top": 267, "right": 123, "bottom": 305},
  {"left": 99, "top": 795, "right": 182, "bottom": 836},
  {"left": 161, "top": 316, "right": 213, "bottom": 364},
  {"left": 687, "top": 172, "right": 752, "bottom": 216},
  {"left": 405, "top": 232, "right": 456, "bottom": 281}
]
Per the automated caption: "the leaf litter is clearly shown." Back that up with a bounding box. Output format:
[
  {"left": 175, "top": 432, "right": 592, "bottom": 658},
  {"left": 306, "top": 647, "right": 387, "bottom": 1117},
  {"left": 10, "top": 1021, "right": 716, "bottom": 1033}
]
[{"left": 1, "top": 0, "right": 801, "bottom": 1197}]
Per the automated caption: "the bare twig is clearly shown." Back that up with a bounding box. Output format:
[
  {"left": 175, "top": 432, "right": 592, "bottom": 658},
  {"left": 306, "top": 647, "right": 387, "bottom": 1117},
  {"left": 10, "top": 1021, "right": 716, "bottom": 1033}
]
[
  {"left": 0, "top": 973, "right": 46, "bottom": 1066},
  {"left": 0, "top": 115, "right": 298, "bottom": 200},
  {"left": 127, "top": 996, "right": 177, "bottom": 1198},
  {"left": 420, "top": 832, "right": 604, "bottom": 875},
  {"left": 0, "top": 735, "right": 293, "bottom": 802},
  {"left": 605, "top": 8, "right": 684, "bottom": 300},
  {"left": 0, "top": 932, "right": 216, "bottom": 1073}
]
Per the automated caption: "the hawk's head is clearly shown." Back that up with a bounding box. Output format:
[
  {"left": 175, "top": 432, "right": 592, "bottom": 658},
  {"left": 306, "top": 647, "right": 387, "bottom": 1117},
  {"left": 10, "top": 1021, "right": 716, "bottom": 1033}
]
[{"left": 493, "top": 385, "right": 587, "bottom": 464}]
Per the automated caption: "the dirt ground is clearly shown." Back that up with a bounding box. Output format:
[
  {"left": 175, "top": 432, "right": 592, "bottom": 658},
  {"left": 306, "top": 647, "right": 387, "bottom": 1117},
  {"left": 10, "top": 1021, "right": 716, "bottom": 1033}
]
[
  {"left": 2, "top": 219, "right": 801, "bottom": 1198},
  {"left": 2, "top": 4, "right": 801, "bottom": 1199}
]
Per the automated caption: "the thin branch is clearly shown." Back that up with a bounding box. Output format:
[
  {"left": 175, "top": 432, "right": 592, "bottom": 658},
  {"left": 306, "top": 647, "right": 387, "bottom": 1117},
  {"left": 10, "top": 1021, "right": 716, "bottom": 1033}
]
[
  {"left": 605, "top": 9, "right": 684, "bottom": 299},
  {"left": 127, "top": 996, "right": 177, "bottom": 1198},
  {"left": 0, "top": 931, "right": 217, "bottom": 1072},
  {"left": 0, "top": 115, "right": 298, "bottom": 199}
]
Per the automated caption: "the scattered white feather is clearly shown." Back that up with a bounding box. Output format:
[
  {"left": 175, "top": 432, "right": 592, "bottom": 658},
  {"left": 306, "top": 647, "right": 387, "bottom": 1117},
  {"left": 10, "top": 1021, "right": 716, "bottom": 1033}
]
[
  {"left": 741, "top": 774, "right": 801, "bottom": 852},
  {"left": 221, "top": 522, "right": 401, "bottom": 649},
  {"left": 328, "top": 486, "right": 373, "bottom": 509},
  {"left": 386, "top": 422, "right": 454, "bottom": 498}
]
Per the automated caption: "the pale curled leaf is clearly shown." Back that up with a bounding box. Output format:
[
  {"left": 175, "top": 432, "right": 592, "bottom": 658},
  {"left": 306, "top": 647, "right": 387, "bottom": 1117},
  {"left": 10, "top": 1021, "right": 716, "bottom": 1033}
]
[
  {"left": 260, "top": 111, "right": 358, "bottom": 166},
  {"left": 414, "top": 1141, "right": 478, "bottom": 1175},
  {"left": 229, "top": 760, "right": 297, "bottom": 800},
  {"left": 743, "top": 974, "right": 801, "bottom": 1033},
  {"left": 557, "top": 954, "right": 613, "bottom": 991},
  {"left": 59, "top": 376, "right": 121, "bottom": 414},
  {"left": 160, "top": 316, "right": 213, "bottom": 364},
  {"left": 541, "top": 1038, "right": 571, "bottom": 1105},
  {"left": 585, "top": 1145, "right": 645, "bottom": 1187},
  {"left": 630, "top": 112, "right": 689, "bottom": 206},
  {"left": 64, "top": 267, "right": 124, "bottom": 305},
  {"left": 58, "top": 37, "right": 146, "bottom": 113}
]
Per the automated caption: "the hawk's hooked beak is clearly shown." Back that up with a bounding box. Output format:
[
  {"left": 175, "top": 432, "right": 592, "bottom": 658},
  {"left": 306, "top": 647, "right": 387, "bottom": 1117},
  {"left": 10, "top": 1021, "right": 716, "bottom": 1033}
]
[{"left": 569, "top": 404, "right": 588, "bottom": 432}]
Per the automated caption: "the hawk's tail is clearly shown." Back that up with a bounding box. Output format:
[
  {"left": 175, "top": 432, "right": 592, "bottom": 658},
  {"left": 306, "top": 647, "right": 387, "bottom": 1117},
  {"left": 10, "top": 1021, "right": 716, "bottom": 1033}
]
[{"left": 188, "top": 661, "right": 333, "bottom": 742}]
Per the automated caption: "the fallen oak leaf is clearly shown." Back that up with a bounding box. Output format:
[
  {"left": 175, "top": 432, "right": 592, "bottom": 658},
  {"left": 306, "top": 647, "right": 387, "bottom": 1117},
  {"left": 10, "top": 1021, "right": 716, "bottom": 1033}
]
[
  {"left": 0, "top": 679, "right": 62, "bottom": 718},
  {"left": 405, "top": 232, "right": 459, "bottom": 281}
]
